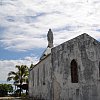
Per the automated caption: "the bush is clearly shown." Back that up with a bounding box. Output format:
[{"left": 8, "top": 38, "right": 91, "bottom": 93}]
[{"left": 0, "top": 84, "right": 13, "bottom": 97}]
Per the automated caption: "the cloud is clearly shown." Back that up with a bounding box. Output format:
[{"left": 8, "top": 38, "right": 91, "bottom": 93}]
[
  {"left": 0, "top": 56, "right": 38, "bottom": 82},
  {"left": 0, "top": 0, "right": 100, "bottom": 82},
  {"left": 0, "top": 0, "right": 100, "bottom": 52}
]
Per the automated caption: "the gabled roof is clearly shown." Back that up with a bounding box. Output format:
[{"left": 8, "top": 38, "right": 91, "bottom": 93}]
[
  {"left": 30, "top": 54, "right": 51, "bottom": 71},
  {"left": 52, "top": 33, "right": 100, "bottom": 51}
]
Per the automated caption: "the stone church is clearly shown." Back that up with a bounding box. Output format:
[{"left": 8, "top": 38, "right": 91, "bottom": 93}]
[{"left": 29, "top": 29, "right": 100, "bottom": 100}]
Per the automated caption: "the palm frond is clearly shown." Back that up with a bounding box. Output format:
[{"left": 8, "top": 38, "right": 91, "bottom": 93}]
[
  {"left": 15, "top": 65, "right": 20, "bottom": 70},
  {"left": 7, "top": 76, "right": 14, "bottom": 81},
  {"left": 8, "top": 71, "right": 16, "bottom": 76}
]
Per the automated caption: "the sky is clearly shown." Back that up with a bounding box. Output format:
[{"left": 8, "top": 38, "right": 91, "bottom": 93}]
[{"left": 0, "top": 0, "right": 100, "bottom": 83}]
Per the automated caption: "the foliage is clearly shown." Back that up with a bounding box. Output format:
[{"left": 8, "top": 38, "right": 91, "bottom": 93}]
[
  {"left": 0, "top": 84, "right": 13, "bottom": 97},
  {"left": 30, "top": 63, "right": 34, "bottom": 69},
  {"left": 7, "top": 65, "right": 29, "bottom": 96}
]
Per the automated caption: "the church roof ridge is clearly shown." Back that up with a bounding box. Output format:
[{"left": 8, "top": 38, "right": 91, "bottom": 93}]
[{"left": 52, "top": 33, "right": 100, "bottom": 50}]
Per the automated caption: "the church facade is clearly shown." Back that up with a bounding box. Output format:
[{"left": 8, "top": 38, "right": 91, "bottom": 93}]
[{"left": 29, "top": 29, "right": 100, "bottom": 100}]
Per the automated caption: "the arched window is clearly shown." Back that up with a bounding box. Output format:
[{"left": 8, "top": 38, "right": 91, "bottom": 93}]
[
  {"left": 99, "top": 62, "right": 100, "bottom": 77},
  {"left": 71, "top": 59, "right": 78, "bottom": 83}
]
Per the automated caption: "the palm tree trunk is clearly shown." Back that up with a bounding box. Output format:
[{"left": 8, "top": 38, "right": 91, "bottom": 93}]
[
  {"left": 26, "top": 89, "right": 27, "bottom": 95},
  {"left": 19, "top": 84, "right": 21, "bottom": 96},
  {"left": 19, "top": 76, "right": 22, "bottom": 96}
]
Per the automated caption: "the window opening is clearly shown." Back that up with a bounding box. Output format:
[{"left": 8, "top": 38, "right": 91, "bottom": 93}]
[
  {"left": 71, "top": 59, "right": 78, "bottom": 83},
  {"left": 43, "top": 65, "right": 45, "bottom": 85}
]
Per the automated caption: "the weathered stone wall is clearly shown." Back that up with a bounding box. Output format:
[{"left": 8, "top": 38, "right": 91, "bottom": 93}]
[
  {"left": 29, "top": 33, "right": 100, "bottom": 100},
  {"left": 29, "top": 55, "right": 53, "bottom": 100},
  {"left": 51, "top": 33, "right": 100, "bottom": 100}
]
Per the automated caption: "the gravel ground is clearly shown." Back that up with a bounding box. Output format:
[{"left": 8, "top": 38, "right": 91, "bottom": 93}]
[{"left": 0, "top": 97, "right": 25, "bottom": 100}]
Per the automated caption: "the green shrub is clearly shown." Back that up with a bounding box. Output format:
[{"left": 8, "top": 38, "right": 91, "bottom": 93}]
[{"left": 0, "top": 84, "right": 13, "bottom": 97}]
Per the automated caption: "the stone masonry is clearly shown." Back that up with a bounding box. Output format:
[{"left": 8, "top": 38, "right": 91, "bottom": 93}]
[{"left": 29, "top": 30, "right": 100, "bottom": 100}]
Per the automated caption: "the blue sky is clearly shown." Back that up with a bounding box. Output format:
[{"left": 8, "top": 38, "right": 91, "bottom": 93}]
[
  {"left": 0, "top": 0, "right": 100, "bottom": 83},
  {"left": 0, "top": 46, "right": 44, "bottom": 60}
]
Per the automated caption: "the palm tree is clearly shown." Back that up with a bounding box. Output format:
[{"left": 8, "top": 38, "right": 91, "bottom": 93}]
[
  {"left": 7, "top": 65, "right": 29, "bottom": 96},
  {"left": 7, "top": 71, "right": 19, "bottom": 90}
]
